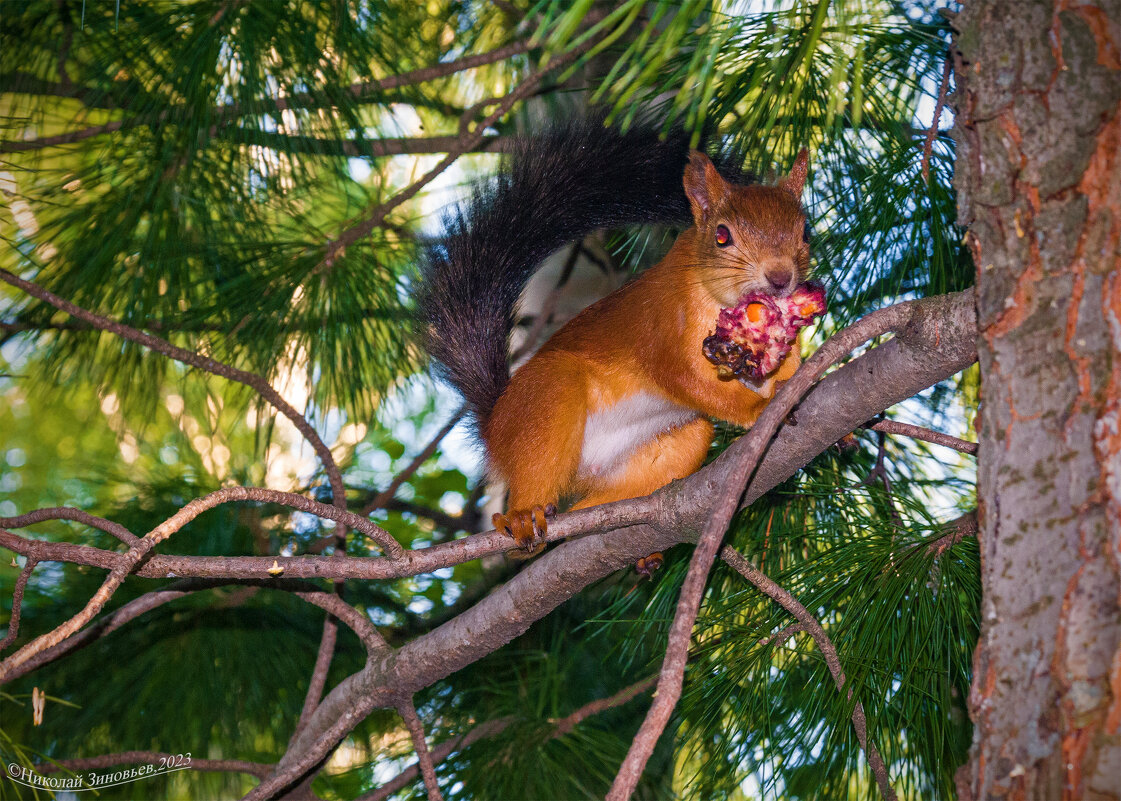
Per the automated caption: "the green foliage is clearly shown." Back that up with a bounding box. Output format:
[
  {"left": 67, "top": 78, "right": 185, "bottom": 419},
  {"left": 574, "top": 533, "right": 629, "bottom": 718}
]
[{"left": 2, "top": 0, "right": 976, "bottom": 799}]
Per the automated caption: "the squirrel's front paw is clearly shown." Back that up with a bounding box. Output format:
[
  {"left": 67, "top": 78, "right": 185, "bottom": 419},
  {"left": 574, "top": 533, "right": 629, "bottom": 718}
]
[{"left": 493, "top": 504, "right": 556, "bottom": 557}]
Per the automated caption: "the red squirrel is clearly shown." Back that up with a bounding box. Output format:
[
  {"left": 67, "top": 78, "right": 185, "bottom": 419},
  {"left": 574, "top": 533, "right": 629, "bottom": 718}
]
[{"left": 419, "top": 120, "right": 809, "bottom": 553}]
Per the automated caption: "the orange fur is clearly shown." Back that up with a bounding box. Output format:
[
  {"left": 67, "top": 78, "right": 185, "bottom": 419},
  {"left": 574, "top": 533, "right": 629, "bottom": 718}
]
[{"left": 485, "top": 151, "right": 811, "bottom": 526}]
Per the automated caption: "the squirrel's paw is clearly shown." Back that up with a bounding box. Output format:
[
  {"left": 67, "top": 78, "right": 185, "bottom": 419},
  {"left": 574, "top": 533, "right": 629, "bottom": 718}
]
[
  {"left": 494, "top": 504, "right": 556, "bottom": 558},
  {"left": 635, "top": 552, "right": 664, "bottom": 578}
]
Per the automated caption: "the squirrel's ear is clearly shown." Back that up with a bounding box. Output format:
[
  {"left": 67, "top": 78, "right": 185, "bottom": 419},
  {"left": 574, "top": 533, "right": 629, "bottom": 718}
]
[
  {"left": 779, "top": 148, "right": 809, "bottom": 198},
  {"left": 684, "top": 150, "right": 725, "bottom": 222}
]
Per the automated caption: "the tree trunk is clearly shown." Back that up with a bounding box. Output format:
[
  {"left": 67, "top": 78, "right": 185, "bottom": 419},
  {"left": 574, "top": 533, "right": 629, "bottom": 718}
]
[{"left": 952, "top": 1, "right": 1121, "bottom": 798}]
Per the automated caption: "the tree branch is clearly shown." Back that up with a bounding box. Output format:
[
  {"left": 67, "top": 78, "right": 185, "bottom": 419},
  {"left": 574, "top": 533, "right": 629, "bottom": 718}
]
[
  {"left": 609, "top": 295, "right": 945, "bottom": 801},
  {"left": 863, "top": 419, "right": 977, "bottom": 455},
  {"left": 0, "top": 507, "right": 139, "bottom": 545},
  {"left": 720, "top": 547, "right": 898, "bottom": 801},
  {"left": 549, "top": 675, "right": 657, "bottom": 740},
  {"left": 0, "top": 269, "right": 349, "bottom": 513},
  {"left": 361, "top": 407, "right": 466, "bottom": 516},
  {"left": 0, "top": 487, "right": 398, "bottom": 682},
  {"left": 364, "top": 675, "right": 656, "bottom": 800},
  {"left": 921, "top": 54, "right": 953, "bottom": 182},
  {"left": 397, "top": 700, "right": 444, "bottom": 801},
  {"left": 218, "top": 130, "right": 516, "bottom": 158},
  {"left": 0, "top": 559, "right": 37, "bottom": 652},
  {"left": 1, "top": 290, "right": 977, "bottom": 793},
  {"left": 360, "top": 716, "right": 514, "bottom": 801},
  {"left": 35, "top": 751, "right": 271, "bottom": 779},
  {"left": 925, "top": 509, "right": 978, "bottom": 557},
  {"left": 2, "top": 487, "right": 400, "bottom": 560},
  {"left": 318, "top": 40, "right": 594, "bottom": 269},
  {"left": 0, "top": 578, "right": 381, "bottom": 684},
  {"left": 0, "top": 40, "right": 536, "bottom": 154},
  {"left": 291, "top": 617, "right": 339, "bottom": 746}
]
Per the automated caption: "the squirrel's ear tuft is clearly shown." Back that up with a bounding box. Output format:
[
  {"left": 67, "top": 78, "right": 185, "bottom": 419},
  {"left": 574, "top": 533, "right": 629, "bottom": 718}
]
[
  {"left": 684, "top": 150, "right": 725, "bottom": 223},
  {"left": 779, "top": 148, "right": 809, "bottom": 198}
]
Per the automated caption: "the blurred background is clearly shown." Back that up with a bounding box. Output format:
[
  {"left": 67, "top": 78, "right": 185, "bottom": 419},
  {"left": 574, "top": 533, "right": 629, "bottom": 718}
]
[{"left": 1, "top": 1, "right": 975, "bottom": 798}]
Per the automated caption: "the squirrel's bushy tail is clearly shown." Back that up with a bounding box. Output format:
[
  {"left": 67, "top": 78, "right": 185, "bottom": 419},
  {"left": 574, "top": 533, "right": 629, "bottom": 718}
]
[{"left": 417, "top": 117, "right": 695, "bottom": 427}]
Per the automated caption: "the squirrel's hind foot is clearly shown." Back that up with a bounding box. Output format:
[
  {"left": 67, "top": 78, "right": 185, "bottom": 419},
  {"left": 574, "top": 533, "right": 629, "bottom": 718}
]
[
  {"left": 493, "top": 504, "right": 556, "bottom": 558},
  {"left": 635, "top": 552, "right": 664, "bottom": 578}
]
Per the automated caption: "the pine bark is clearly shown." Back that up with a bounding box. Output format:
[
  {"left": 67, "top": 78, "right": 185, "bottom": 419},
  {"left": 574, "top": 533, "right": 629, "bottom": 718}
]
[{"left": 952, "top": 1, "right": 1121, "bottom": 798}]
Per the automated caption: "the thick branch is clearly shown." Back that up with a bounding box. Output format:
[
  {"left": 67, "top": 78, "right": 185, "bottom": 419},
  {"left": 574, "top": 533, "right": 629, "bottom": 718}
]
[
  {"left": 1, "top": 291, "right": 976, "bottom": 788},
  {"left": 274, "top": 292, "right": 977, "bottom": 788},
  {"left": 610, "top": 292, "right": 930, "bottom": 801}
]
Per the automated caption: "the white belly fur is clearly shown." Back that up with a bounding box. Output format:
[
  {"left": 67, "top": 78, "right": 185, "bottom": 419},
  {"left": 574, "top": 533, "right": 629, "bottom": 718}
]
[{"left": 577, "top": 391, "right": 698, "bottom": 480}]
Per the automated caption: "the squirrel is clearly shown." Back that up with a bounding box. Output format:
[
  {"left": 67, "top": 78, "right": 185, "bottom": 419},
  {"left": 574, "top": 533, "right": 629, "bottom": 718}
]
[{"left": 418, "top": 118, "right": 810, "bottom": 556}]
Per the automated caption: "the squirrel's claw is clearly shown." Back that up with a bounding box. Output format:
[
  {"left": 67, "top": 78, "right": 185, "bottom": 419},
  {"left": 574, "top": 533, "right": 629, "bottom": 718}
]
[{"left": 494, "top": 504, "right": 555, "bottom": 556}]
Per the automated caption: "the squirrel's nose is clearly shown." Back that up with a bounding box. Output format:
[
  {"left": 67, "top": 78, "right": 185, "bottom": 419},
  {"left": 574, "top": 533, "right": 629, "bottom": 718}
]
[{"left": 766, "top": 268, "right": 793, "bottom": 291}]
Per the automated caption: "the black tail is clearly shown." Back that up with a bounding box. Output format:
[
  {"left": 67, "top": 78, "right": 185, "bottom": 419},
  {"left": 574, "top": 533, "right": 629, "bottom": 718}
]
[{"left": 417, "top": 117, "right": 698, "bottom": 427}]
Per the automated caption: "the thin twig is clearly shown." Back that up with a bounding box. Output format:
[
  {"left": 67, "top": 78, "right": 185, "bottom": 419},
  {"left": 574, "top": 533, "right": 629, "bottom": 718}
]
[
  {"left": 0, "top": 40, "right": 536, "bottom": 154},
  {"left": 291, "top": 618, "right": 339, "bottom": 745},
  {"left": 35, "top": 751, "right": 271, "bottom": 779},
  {"left": 0, "top": 487, "right": 400, "bottom": 682},
  {"left": 548, "top": 675, "right": 657, "bottom": 739},
  {"left": 0, "top": 268, "right": 348, "bottom": 511},
  {"left": 925, "top": 510, "right": 978, "bottom": 557},
  {"left": 380, "top": 499, "right": 470, "bottom": 534},
  {"left": 757, "top": 622, "right": 806, "bottom": 647},
  {"left": 607, "top": 300, "right": 921, "bottom": 801},
  {"left": 361, "top": 407, "right": 466, "bottom": 516},
  {"left": 862, "top": 429, "right": 905, "bottom": 533},
  {"left": 398, "top": 699, "right": 445, "bottom": 801},
  {"left": 211, "top": 130, "right": 517, "bottom": 158},
  {"left": 864, "top": 419, "right": 977, "bottom": 455},
  {"left": 921, "top": 54, "right": 953, "bottom": 182},
  {"left": 0, "top": 507, "right": 139, "bottom": 545},
  {"left": 0, "top": 559, "right": 38, "bottom": 652},
  {"left": 721, "top": 546, "right": 897, "bottom": 801},
  {"left": 364, "top": 676, "right": 655, "bottom": 801},
  {"left": 318, "top": 40, "right": 594, "bottom": 269},
  {"left": 0, "top": 578, "right": 382, "bottom": 684},
  {"left": 361, "top": 717, "right": 514, "bottom": 801},
  {"left": 245, "top": 692, "right": 383, "bottom": 801}
]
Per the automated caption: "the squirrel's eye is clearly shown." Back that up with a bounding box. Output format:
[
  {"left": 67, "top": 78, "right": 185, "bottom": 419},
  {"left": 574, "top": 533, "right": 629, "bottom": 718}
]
[{"left": 715, "top": 224, "right": 732, "bottom": 247}]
